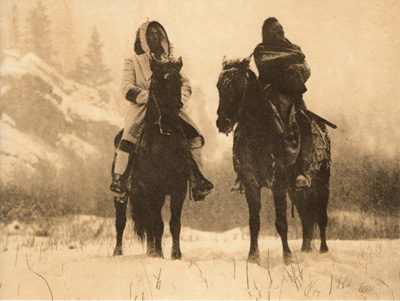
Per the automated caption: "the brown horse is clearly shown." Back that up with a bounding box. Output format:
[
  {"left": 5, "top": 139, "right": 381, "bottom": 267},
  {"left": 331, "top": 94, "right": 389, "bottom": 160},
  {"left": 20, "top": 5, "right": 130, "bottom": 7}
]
[
  {"left": 113, "top": 56, "right": 190, "bottom": 259},
  {"left": 216, "top": 57, "right": 331, "bottom": 265}
]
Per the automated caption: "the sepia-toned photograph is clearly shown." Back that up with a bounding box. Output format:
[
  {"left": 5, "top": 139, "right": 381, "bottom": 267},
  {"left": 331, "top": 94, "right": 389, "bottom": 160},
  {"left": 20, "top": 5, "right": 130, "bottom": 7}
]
[{"left": 0, "top": 0, "right": 399, "bottom": 300}]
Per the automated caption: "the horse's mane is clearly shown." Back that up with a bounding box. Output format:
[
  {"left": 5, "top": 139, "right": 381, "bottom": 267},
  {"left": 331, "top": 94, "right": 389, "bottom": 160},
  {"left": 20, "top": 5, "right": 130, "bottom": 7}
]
[
  {"left": 222, "top": 59, "right": 242, "bottom": 70},
  {"left": 151, "top": 59, "right": 182, "bottom": 81},
  {"left": 218, "top": 57, "right": 267, "bottom": 134},
  {"left": 218, "top": 57, "right": 259, "bottom": 90},
  {"left": 218, "top": 59, "right": 246, "bottom": 90}
]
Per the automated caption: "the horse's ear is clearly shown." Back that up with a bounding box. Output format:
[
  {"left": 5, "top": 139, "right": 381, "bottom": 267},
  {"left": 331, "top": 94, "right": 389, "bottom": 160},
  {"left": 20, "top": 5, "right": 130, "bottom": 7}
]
[
  {"left": 222, "top": 55, "right": 228, "bottom": 68},
  {"left": 241, "top": 56, "right": 251, "bottom": 69},
  {"left": 176, "top": 56, "right": 183, "bottom": 71}
]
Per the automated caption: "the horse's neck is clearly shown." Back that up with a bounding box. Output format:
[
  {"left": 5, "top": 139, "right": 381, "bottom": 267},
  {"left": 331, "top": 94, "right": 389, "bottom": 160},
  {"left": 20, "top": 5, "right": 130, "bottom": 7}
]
[
  {"left": 145, "top": 88, "right": 159, "bottom": 123},
  {"left": 238, "top": 80, "right": 265, "bottom": 131}
]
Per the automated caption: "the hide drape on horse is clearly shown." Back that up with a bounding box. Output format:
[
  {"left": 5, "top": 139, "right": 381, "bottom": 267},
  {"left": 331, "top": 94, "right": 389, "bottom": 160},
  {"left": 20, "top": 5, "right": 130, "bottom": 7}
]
[
  {"left": 231, "top": 80, "right": 331, "bottom": 193},
  {"left": 217, "top": 56, "right": 332, "bottom": 265},
  {"left": 253, "top": 38, "right": 331, "bottom": 186}
]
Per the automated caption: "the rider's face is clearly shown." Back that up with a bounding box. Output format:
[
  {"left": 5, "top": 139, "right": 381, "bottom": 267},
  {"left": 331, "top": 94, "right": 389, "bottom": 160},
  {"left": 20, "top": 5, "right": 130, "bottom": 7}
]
[
  {"left": 264, "top": 21, "right": 285, "bottom": 43},
  {"left": 147, "top": 26, "right": 161, "bottom": 51}
]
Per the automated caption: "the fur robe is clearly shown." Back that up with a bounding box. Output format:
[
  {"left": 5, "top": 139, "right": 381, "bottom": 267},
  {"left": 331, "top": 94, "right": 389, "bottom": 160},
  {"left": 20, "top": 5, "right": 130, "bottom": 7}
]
[{"left": 120, "top": 21, "right": 202, "bottom": 148}]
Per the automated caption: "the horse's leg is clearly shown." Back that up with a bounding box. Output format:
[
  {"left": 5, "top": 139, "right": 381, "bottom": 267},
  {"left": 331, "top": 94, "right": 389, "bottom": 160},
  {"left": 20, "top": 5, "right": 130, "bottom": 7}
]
[
  {"left": 272, "top": 168, "right": 292, "bottom": 265},
  {"left": 316, "top": 161, "right": 330, "bottom": 253},
  {"left": 292, "top": 190, "right": 313, "bottom": 253},
  {"left": 169, "top": 182, "right": 186, "bottom": 260},
  {"left": 245, "top": 181, "right": 261, "bottom": 265},
  {"left": 153, "top": 194, "right": 165, "bottom": 258},
  {"left": 145, "top": 192, "right": 164, "bottom": 258},
  {"left": 113, "top": 196, "right": 127, "bottom": 256},
  {"left": 146, "top": 229, "right": 155, "bottom": 257}
]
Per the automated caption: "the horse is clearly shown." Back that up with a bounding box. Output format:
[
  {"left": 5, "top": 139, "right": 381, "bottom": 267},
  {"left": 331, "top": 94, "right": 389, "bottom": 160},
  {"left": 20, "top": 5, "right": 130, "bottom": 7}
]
[
  {"left": 216, "top": 56, "right": 331, "bottom": 265},
  {"left": 113, "top": 56, "right": 190, "bottom": 260}
]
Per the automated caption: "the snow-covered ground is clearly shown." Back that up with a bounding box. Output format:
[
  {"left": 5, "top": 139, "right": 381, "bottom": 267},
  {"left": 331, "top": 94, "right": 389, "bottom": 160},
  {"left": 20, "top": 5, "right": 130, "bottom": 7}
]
[{"left": 0, "top": 216, "right": 399, "bottom": 300}]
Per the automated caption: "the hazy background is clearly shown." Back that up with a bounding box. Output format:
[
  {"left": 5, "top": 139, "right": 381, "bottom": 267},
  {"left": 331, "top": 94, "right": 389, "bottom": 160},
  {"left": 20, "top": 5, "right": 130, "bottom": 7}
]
[{"left": 1, "top": 0, "right": 399, "bottom": 238}]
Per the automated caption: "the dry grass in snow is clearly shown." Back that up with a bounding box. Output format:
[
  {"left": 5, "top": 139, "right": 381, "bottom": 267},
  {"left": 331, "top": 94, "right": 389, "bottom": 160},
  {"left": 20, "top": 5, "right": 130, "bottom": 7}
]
[{"left": 0, "top": 216, "right": 399, "bottom": 300}]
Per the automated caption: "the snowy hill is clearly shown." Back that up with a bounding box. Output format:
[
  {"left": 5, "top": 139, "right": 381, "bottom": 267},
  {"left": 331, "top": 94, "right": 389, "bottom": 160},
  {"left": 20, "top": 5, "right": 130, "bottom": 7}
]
[{"left": 0, "top": 51, "right": 121, "bottom": 185}]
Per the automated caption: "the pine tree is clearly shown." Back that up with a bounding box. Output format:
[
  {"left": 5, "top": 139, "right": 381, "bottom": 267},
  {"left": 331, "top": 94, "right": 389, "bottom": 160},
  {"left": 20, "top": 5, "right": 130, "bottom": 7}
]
[
  {"left": 72, "top": 57, "right": 86, "bottom": 85},
  {"left": 8, "top": 4, "right": 21, "bottom": 52},
  {"left": 28, "top": 0, "right": 54, "bottom": 64},
  {"left": 83, "top": 26, "right": 112, "bottom": 89}
]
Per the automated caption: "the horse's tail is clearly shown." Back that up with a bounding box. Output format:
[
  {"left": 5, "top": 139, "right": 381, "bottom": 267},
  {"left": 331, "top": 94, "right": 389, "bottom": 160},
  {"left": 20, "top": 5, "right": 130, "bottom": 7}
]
[{"left": 130, "top": 195, "right": 146, "bottom": 243}]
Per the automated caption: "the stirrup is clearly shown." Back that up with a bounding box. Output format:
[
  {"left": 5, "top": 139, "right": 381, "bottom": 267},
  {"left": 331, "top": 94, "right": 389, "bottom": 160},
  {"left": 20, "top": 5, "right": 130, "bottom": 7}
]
[
  {"left": 110, "top": 175, "right": 126, "bottom": 194},
  {"left": 114, "top": 194, "right": 127, "bottom": 204}
]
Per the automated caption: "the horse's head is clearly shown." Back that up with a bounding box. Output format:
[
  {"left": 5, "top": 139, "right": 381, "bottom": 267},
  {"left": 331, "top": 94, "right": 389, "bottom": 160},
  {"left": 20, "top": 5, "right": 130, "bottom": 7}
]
[
  {"left": 149, "top": 55, "right": 183, "bottom": 116},
  {"left": 216, "top": 56, "right": 251, "bottom": 135},
  {"left": 148, "top": 56, "right": 184, "bottom": 135}
]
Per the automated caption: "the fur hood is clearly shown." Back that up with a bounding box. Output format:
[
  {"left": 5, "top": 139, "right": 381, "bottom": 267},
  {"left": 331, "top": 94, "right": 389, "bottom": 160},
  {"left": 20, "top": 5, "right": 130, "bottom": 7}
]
[{"left": 134, "top": 21, "right": 171, "bottom": 56}]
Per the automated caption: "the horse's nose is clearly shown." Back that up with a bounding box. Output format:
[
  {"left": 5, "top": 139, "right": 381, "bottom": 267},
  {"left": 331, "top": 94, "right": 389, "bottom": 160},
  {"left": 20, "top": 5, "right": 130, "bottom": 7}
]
[
  {"left": 223, "top": 118, "right": 231, "bottom": 127},
  {"left": 216, "top": 117, "right": 232, "bottom": 133}
]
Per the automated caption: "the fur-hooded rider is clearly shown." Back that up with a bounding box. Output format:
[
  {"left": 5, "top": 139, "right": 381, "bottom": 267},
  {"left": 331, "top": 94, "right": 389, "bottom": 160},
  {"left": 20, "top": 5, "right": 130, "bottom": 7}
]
[{"left": 111, "top": 20, "right": 213, "bottom": 201}]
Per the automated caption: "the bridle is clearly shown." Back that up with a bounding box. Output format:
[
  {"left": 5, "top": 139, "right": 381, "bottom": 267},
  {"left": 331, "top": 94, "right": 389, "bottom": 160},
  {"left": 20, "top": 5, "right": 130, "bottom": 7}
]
[
  {"left": 219, "top": 66, "right": 249, "bottom": 134},
  {"left": 149, "top": 69, "right": 182, "bottom": 136}
]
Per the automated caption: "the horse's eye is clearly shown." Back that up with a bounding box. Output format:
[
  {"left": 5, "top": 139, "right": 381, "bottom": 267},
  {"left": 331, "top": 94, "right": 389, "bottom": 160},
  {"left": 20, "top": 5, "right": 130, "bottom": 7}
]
[{"left": 164, "top": 74, "right": 170, "bottom": 80}]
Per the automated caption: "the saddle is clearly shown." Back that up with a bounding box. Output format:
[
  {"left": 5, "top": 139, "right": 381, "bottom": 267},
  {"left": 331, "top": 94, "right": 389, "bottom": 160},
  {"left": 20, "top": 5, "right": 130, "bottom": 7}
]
[
  {"left": 309, "top": 118, "right": 331, "bottom": 169},
  {"left": 232, "top": 86, "right": 331, "bottom": 192}
]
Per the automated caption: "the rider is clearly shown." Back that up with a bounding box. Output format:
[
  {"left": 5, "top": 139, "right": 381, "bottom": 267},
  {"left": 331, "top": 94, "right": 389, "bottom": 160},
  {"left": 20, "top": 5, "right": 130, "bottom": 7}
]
[
  {"left": 254, "top": 17, "right": 314, "bottom": 189},
  {"left": 111, "top": 20, "right": 213, "bottom": 201}
]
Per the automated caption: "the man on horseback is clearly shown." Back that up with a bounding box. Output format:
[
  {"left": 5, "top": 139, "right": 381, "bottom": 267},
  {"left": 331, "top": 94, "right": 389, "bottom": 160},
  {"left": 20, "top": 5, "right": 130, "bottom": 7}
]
[
  {"left": 111, "top": 20, "right": 213, "bottom": 201},
  {"left": 254, "top": 17, "right": 314, "bottom": 189}
]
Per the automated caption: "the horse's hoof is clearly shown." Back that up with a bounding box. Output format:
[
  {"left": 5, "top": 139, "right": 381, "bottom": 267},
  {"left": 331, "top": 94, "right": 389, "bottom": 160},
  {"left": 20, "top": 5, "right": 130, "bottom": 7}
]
[
  {"left": 149, "top": 250, "right": 164, "bottom": 258},
  {"left": 171, "top": 250, "right": 182, "bottom": 260},
  {"left": 248, "top": 253, "right": 261, "bottom": 266},
  {"left": 283, "top": 253, "right": 292, "bottom": 266},
  {"left": 320, "top": 245, "right": 329, "bottom": 254},
  {"left": 113, "top": 246, "right": 123, "bottom": 256},
  {"left": 301, "top": 245, "right": 312, "bottom": 253}
]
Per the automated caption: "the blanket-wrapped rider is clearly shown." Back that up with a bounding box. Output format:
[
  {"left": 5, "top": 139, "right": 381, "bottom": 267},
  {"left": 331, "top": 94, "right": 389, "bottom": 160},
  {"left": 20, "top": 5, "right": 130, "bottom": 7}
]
[{"left": 254, "top": 17, "right": 314, "bottom": 189}]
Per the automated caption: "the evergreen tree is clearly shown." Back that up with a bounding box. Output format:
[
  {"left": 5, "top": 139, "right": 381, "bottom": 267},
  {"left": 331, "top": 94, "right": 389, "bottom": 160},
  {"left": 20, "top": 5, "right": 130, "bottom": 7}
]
[
  {"left": 8, "top": 4, "right": 21, "bottom": 52},
  {"left": 83, "top": 26, "right": 112, "bottom": 88},
  {"left": 72, "top": 57, "right": 86, "bottom": 85},
  {"left": 28, "top": 0, "right": 54, "bottom": 64}
]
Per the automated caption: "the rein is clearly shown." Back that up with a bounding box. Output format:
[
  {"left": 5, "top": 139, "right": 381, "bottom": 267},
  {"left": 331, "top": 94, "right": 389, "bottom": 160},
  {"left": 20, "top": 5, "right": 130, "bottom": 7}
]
[
  {"left": 220, "top": 67, "right": 249, "bottom": 129},
  {"left": 149, "top": 84, "right": 169, "bottom": 135},
  {"left": 232, "top": 68, "right": 249, "bottom": 155},
  {"left": 238, "top": 70, "right": 248, "bottom": 123},
  {"left": 149, "top": 71, "right": 181, "bottom": 136}
]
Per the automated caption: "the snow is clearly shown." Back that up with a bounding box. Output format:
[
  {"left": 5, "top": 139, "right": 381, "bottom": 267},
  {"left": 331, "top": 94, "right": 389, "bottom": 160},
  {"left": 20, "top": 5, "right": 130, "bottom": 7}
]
[
  {"left": 0, "top": 216, "right": 399, "bottom": 300},
  {"left": 1, "top": 52, "right": 122, "bottom": 127},
  {"left": 1, "top": 86, "right": 10, "bottom": 95},
  {"left": 19, "top": 53, "right": 122, "bottom": 127},
  {"left": 0, "top": 114, "right": 63, "bottom": 183},
  {"left": 0, "top": 58, "right": 26, "bottom": 76},
  {"left": 0, "top": 52, "right": 123, "bottom": 180},
  {"left": 1, "top": 49, "right": 20, "bottom": 58},
  {"left": 57, "top": 133, "right": 100, "bottom": 160}
]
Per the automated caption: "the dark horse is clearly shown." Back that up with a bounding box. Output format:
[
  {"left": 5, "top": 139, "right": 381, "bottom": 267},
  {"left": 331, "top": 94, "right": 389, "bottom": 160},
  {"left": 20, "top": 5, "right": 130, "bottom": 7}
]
[
  {"left": 216, "top": 57, "right": 331, "bottom": 265},
  {"left": 113, "top": 56, "right": 190, "bottom": 259}
]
